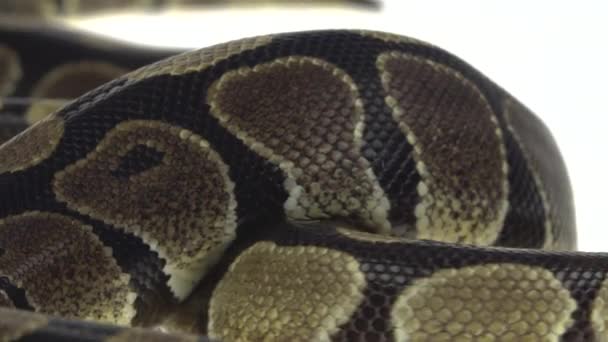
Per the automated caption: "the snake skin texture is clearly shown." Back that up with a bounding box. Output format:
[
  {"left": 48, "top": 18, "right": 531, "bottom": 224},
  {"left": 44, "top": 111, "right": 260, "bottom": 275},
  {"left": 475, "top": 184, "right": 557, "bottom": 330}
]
[{"left": 1, "top": 26, "right": 606, "bottom": 342}]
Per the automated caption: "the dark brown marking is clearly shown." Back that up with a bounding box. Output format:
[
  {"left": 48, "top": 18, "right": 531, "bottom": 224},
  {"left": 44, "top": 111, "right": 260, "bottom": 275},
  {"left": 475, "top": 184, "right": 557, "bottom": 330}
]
[
  {"left": 378, "top": 52, "right": 508, "bottom": 244},
  {"left": 208, "top": 56, "right": 390, "bottom": 231},
  {"left": 54, "top": 120, "right": 237, "bottom": 299},
  {"left": 0, "top": 212, "right": 135, "bottom": 324}
]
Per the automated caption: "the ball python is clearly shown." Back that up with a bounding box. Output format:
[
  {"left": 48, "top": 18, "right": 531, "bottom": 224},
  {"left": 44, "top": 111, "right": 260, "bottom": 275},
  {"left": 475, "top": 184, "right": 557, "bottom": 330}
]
[{"left": 1, "top": 21, "right": 608, "bottom": 341}]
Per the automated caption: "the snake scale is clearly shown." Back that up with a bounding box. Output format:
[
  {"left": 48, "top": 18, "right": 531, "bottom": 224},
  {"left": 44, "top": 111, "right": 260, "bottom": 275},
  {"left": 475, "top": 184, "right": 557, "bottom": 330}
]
[{"left": 0, "top": 16, "right": 607, "bottom": 342}]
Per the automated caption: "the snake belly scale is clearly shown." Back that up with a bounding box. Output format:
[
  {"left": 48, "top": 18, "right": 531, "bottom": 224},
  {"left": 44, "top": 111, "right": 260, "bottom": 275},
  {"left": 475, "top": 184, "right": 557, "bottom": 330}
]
[{"left": 0, "top": 28, "right": 606, "bottom": 341}]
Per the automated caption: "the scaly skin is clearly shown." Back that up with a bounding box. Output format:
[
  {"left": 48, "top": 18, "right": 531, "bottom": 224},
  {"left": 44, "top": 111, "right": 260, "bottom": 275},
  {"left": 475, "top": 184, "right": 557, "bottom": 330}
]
[{"left": 1, "top": 27, "right": 603, "bottom": 342}]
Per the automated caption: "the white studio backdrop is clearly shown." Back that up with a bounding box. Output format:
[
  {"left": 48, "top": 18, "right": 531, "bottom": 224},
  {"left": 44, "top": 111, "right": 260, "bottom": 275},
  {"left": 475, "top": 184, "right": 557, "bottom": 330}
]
[{"left": 66, "top": 0, "right": 608, "bottom": 252}]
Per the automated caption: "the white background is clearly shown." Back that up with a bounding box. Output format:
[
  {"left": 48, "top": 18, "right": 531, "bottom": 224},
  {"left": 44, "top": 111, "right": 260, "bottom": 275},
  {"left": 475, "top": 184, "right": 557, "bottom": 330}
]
[{"left": 67, "top": 0, "right": 608, "bottom": 251}]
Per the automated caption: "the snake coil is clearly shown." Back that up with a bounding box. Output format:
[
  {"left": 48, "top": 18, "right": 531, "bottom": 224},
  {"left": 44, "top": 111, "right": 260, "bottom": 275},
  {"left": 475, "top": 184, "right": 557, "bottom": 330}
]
[{"left": 0, "top": 25, "right": 606, "bottom": 342}]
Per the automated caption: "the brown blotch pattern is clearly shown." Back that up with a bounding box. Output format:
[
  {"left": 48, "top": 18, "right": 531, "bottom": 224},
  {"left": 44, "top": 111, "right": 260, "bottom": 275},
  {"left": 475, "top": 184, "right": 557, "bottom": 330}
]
[
  {"left": 0, "top": 43, "right": 22, "bottom": 97},
  {"left": 31, "top": 61, "right": 128, "bottom": 99},
  {"left": 0, "top": 307, "right": 48, "bottom": 341},
  {"left": 53, "top": 120, "right": 237, "bottom": 300},
  {"left": 377, "top": 52, "right": 509, "bottom": 245},
  {"left": 392, "top": 263, "right": 576, "bottom": 341},
  {"left": 127, "top": 34, "right": 272, "bottom": 81},
  {"left": 0, "top": 112, "right": 64, "bottom": 174},
  {"left": 208, "top": 56, "right": 390, "bottom": 231},
  {"left": 0, "top": 212, "right": 136, "bottom": 324},
  {"left": 503, "top": 97, "right": 576, "bottom": 250},
  {"left": 209, "top": 242, "right": 365, "bottom": 341}
]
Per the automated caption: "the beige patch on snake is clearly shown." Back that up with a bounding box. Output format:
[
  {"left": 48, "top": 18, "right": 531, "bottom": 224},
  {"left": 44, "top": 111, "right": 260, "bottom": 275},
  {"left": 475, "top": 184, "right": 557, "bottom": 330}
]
[
  {"left": 0, "top": 112, "right": 64, "bottom": 174},
  {"left": 208, "top": 56, "right": 391, "bottom": 232},
  {"left": 31, "top": 61, "right": 128, "bottom": 99},
  {"left": 377, "top": 52, "right": 509, "bottom": 245},
  {"left": 0, "top": 43, "right": 22, "bottom": 97},
  {"left": 0, "top": 307, "right": 48, "bottom": 341},
  {"left": 53, "top": 120, "right": 237, "bottom": 300},
  {"left": 126, "top": 34, "right": 272, "bottom": 81},
  {"left": 209, "top": 241, "right": 365, "bottom": 341},
  {"left": 0, "top": 211, "right": 136, "bottom": 324},
  {"left": 503, "top": 97, "right": 576, "bottom": 250},
  {"left": 392, "top": 263, "right": 576, "bottom": 341}
]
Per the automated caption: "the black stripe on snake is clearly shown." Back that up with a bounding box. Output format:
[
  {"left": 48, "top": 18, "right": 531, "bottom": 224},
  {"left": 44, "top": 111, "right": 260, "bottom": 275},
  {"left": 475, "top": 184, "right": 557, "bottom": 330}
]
[{"left": 1, "top": 21, "right": 606, "bottom": 342}]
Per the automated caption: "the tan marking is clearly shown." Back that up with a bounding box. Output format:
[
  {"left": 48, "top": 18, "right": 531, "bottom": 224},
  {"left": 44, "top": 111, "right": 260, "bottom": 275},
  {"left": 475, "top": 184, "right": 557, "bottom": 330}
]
[
  {"left": 107, "top": 326, "right": 200, "bottom": 342},
  {"left": 209, "top": 241, "right": 366, "bottom": 341},
  {"left": 208, "top": 56, "right": 390, "bottom": 232},
  {"left": 392, "top": 263, "right": 575, "bottom": 341},
  {"left": 31, "top": 61, "right": 128, "bottom": 99},
  {"left": 25, "top": 99, "right": 69, "bottom": 124},
  {"left": 503, "top": 97, "right": 576, "bottom": 250},
  {"left": 591, "top": 277, "right": 608, "bottom": 340},
  {"left": 357, "top": 30, "right": 432, "bottom": 46},
  {"left": 127, "top": 34, "right": 273, "bottom": 81},
  {"left": 0, "top": 212, "right": 136, "bottom": 324},
  {"left": 0, "top": 43, "right": 22, "bottom": 97},
  {"left": 377, "top": 52, "right": 509, "bottom": 245},
  {"left": 54, "top": 120, "right": 237, "bottom": 300},
  {"left": 0, "top": 112, "right": 64, "bottom": 174},
  {"left": 0, "top": 307, "right": 48, "bottom": 341}
]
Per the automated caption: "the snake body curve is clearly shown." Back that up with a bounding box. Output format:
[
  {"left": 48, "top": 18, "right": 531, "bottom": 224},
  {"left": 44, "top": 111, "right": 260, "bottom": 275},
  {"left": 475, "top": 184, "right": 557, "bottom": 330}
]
[{"left": 0, "top": 27, "right": 606, "bottom": 342}]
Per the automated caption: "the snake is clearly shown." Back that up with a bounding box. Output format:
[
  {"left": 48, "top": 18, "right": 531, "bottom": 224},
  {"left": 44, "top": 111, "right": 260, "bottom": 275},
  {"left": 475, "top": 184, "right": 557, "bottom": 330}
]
[{"left": 1, "top": 14, "right": 608, "bottom": 342}]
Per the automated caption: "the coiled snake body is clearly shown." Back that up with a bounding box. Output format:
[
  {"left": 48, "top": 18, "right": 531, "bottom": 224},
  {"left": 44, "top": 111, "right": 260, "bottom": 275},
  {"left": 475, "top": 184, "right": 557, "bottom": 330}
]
[{"left": 0, "top": 25, "right": 606, "bottom": 342}]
